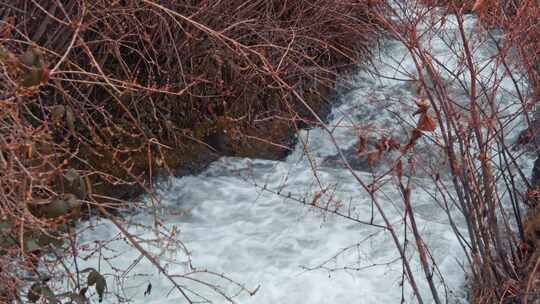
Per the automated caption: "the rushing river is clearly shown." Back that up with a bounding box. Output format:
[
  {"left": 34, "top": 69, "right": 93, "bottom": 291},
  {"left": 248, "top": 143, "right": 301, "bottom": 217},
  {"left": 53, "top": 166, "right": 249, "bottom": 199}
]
[{"left": 69, "top": 9, "right": 531, "bottom": 304}]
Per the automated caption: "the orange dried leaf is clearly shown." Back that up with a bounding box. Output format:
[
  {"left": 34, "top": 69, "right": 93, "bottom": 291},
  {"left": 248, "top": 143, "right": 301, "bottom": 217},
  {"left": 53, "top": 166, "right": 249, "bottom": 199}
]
[
  {"left": 415, "top": 98, "right": 430, "bottom": 110},
  {"left": 472, "top": 0, "right": 488, "bottom": 12},
  {"left": 367, "top": 151, "right": 380, "bottom": 167},
  {"left": 413, "top": 99, "right": 430, "bottom": 116},
  {"left": 376, "top": 136, "right": 400, "bottom": 153},
  {"left": 357, "top": 134, "right": 368, "bottom": 155},
  {"left": 477, "top": 152, "right": 487, "bottom": 162},
  {"left": 0, "top": 16, "right": 15, "bottom": 39},
  {"left": 416, "top": 113, "right": 436, "bottom": 132}
]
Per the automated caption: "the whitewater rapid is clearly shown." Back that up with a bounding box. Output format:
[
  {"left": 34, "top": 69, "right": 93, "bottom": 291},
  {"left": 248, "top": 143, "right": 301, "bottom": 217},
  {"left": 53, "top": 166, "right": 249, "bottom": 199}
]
[{"left": 67, "top": 9, "right": 531, "bottom": 304}]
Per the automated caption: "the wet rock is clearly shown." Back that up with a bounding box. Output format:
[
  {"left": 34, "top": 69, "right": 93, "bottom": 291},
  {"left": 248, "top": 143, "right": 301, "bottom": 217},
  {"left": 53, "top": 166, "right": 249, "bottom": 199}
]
[
  {"left": 321, "top": 136, "right": 381, "bottom": 172},
  {"left": 294, "top": 85, "right": 334, "bottom": 129},
  {"left": 203, "top": 130, "right": 232, "bottom": 155}
]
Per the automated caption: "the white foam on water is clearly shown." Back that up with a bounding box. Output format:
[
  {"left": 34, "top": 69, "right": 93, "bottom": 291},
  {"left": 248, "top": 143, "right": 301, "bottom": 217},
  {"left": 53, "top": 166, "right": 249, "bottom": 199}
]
[
  {"left": 63, "top": 6, "right": 532, "bottom": 304},
  {"left": 74, "top": 160, "right": 468, "bottom": 304}
]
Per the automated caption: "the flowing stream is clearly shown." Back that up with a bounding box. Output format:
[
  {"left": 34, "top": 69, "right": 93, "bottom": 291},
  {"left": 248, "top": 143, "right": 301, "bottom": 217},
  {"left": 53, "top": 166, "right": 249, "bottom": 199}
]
[{"left": 69, "top": 9, "right": 531, "bottom": 304}]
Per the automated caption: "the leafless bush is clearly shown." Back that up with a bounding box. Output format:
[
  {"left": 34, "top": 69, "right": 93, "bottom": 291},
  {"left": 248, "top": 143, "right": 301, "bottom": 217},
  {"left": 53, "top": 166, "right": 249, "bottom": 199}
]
[
  {"left": 264, "top": 1, "right": 539, "bottom": 303},
  {"left": 0, "top": 1, "right": 384, "bottom": 302}
]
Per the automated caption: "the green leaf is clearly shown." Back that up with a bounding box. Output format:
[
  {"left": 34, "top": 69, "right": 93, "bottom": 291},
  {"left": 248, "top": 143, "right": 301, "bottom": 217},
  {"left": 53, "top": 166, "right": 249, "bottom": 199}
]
[
  {"left": 20, "top": 48, "right": 41, "bottom": 67},
  {"left": 24, "top": 238, "right": 41, "bottom": 252},
  {"left": 66, "top": 106, "right": 76, "bottom": 133},
  {"left": 95, "top": 275, "right": 106, "bottom": 302},
  {"left": 21, "top": 68, "right": 43, "bottom": 87},
  {"left": 50, "top": 105, "right": 65, "bottom": 123},
  {"left": 64, "top": 169, "right": 88, "bottom": 199},
  {"left": 28, "top": 283, "right": 42, "bottom": 303},
  {"left": 37, "top": 232, "right": 63, "bottom": 249},
  {"left": 87, "top": 269, "right": 99, "bottom": 286},
  {"left": 87, "top": 270, "right": 106, "bottom": 302},
  {"left": 0, "top": 233, "right": 17, "bottom": 251},
  {"left": 64, "top": 193, "right": 81, "bottom": 208},
  {"left": 43, "top": 194, "right": 81, "bottom": 218},
  {"left": 0, "top": 47, "right": 12, "bottom": 62},
  {"left": 0, "top": 219, "right": 12, "bottom": 231},
  {"left": 41, "top": 286, "right": 60, "bottom": 304},
  {"left": 64, "top": 168, "right": 80, "bottom": 184},
  {"left": 43, "top": 198, "right": 70, "bottom": 218}
]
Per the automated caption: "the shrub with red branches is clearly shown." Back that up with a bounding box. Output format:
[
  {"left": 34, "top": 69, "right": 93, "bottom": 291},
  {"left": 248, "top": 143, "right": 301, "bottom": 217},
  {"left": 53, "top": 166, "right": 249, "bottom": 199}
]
[{"left": 0, "top": 1, "right": 384, "bottom": 302}]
